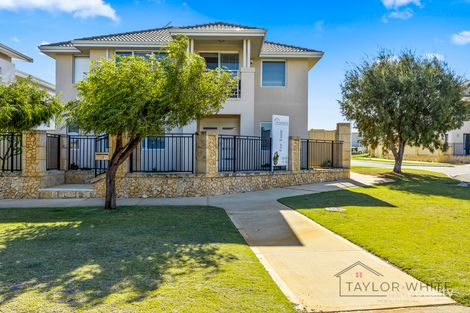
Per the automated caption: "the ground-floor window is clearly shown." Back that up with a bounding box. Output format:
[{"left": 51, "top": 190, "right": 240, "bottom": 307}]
[{"left": 260, "top": 122, "right": 272, "bottom": 150}]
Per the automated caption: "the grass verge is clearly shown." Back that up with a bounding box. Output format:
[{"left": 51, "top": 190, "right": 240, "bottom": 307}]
[{"left": 352, "top": 155, "right": 455, "bottom": 167}]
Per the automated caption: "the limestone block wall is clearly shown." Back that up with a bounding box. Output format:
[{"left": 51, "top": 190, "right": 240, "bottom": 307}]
[
  {"left": 92, "top": 169, "right": 349, "bottom": 198},
  {"left": 0, "top": 130, "right": 65, "bottom": 199}
]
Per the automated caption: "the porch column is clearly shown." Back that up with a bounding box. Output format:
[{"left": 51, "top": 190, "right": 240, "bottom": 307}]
[{"left": 195, "top": 131, "right": 218, "bottom": 176}]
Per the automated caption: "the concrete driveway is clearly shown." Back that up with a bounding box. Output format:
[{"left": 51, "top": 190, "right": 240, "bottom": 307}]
[
  {"left": 352, "top": 159, "right": 470, "bottom": 183},
  {"left": 1, "top": 173, "right": 467, "bottom": 312}
]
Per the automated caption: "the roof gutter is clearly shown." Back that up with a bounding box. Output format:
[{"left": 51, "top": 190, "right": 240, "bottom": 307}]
[{"left": 0, "top": 43, "right": 33, "bottom": 62}]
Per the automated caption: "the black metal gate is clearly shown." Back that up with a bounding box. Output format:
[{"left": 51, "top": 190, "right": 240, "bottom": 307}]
[{"left": 95, "top": 135, "right": 109, "bottom": 176}]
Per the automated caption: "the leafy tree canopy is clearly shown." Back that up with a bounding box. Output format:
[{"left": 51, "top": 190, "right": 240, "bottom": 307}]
[
  {"left": 69, "top": 35, "right": 235, "bottom": 137},
  {"left": 69, "top": 35, "right": 236, "bottom": 209},
  {"left": 340, "top": 50, "right": 469, "bottom": 172},
  {"left": 0, "top": 77, "right": 62, "bottom": 132}
]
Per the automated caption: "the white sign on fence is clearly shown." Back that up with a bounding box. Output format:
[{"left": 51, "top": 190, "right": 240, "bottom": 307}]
[{"left": 271, "top": 115, "right": 289, "bottom": 170}]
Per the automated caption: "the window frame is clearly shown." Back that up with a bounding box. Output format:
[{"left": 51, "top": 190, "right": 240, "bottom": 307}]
[
  {"left": 198, "top": 51, "right": 240, "bottom": 72},
  {"left": 114, "top": 50, "right": 167, "bottom": 59},
  {"left": 260, "top": 59, "right": 287, "bottom": 88},
  {"left": 260, "top": 121, "right": 272, "bottom": 151},
  {"left": 142, "top": 136, "right": 166, "bottom": 150},
  {"left": 72, "top": 55, "right": 90, "bottom": 84}
]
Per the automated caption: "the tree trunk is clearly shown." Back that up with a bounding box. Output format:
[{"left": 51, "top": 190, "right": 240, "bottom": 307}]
[
  {"left": 104, "top": 161, "right": 119, "bottom": 210},
  {"left": 103, "top": 134, "right": 142, "bottom": 210},
  {"left": 393, "top": 141, "right": 405, "bottom": 174}
]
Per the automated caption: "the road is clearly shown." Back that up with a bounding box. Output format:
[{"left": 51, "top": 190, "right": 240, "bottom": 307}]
[{"left": 352, "top": 160, "right": 470, "bottom": 183}]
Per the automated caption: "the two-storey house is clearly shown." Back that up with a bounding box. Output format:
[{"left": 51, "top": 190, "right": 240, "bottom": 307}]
[{"left": 39, "top": 22, "right": 323, "bottom": 138}]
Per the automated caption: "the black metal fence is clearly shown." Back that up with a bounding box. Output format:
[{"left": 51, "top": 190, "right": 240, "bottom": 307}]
[
  {"left": 95, "top": 135, "right": 109, "bottom": 176},
  {"left": 301, "top": 139, "right": 343, "bottom": 169},
  {"left": 46, "top": 134, "right": 61, "bottom": 170},
  {"left": 130, "top": 134, "right": 194, "bottom": 173},
  {"left": 218, "top": 135, "right": 272, "bottom": 172},
  {"left": 0, "top": 133, "right": 22, "bottom": 172}
]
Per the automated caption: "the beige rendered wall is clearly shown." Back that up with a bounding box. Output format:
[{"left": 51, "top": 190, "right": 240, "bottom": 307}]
[
  {"left": 55, "top": 54, "right": 76, "bottom": 103},
  {"left": 253, "top": 59, "right": 309, "bottom": 138}
]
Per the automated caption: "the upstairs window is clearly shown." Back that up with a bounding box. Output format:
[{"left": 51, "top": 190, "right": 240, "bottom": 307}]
[
  {"left": 73, "top": 56, "right": 90, "bottom": 83},
  {"left": 115, "top": 51, "right": 167, "bottom": 61},
  {"left": 200, "top": 52, "right": 239, "bottom": 74},
  {"left": 262, "top": 61, "right": 286, "bottom": 87}
]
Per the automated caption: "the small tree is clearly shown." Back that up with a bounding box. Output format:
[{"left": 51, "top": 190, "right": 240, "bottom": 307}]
[
  {"left": 70, "top": 35, "right": 235, "bottom": 210},
  {"left": 0, "top": 77, "right": 62, "bottom": 170},
  {"left": 340, "top": 51, "right": 469, "bottom": 173}
]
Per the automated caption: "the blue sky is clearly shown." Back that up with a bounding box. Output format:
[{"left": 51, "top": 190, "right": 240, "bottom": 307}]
[{"left": 1, "top": 0, "right": 469, "bottom": 129}]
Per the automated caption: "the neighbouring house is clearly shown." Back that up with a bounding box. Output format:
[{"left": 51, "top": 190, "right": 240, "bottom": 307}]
[
  {"left": 0, "top": 43, "right": 55, "bottom": 93},
  {"left": 370, "top": 80, "right": 470, "bottom": 163},
  {"left": 38, "top": 22, "right": 323, "bottom": 138},
  {"left": 446, "top": 80, "right": 470, "bottom": 156}
]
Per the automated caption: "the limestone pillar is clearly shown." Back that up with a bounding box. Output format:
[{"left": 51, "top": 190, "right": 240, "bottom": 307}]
[
  {"left": 22, "top": 130, "right": 47, "bottom": 177},
  {"left": 195, "top": 131, "right": 218, "bottom": 176},
  {"left": 60, "top": 134, "right": 68, "bottom": 171},
  {"left": 335, "top": 123, "right": 351, "bottom": 169},
  {"left": 288, "top": 136, "right": 301, "bottom": 173}
]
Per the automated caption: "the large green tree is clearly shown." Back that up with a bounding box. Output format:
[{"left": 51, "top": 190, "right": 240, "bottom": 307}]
[
  {"left": 70, "top": 35, "right": 235, "bottom": 210},
  {"left": 0, "top": 77, "right": 62, "bottom": 170},
  {"left": 340, "top": 51, "right": 469, "bottom": 173}
]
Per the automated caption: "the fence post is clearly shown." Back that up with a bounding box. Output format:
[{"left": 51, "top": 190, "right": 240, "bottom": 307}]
[
  {"left": 195, "top": 131, "right": 218, "bottom": 176},
  {"left": 60, "top": 135, "right": 68, "bottom": 171},
  {"left": 10, "top": 133, "right": 14, "bottom": 171},
  {"left": 22, "top": 130, "right": 47, "bottom": 177},
  {"left": 288, "top": 136, "right": 301, "bottom": 173},
  {"left": 335, "top": 123, "right": 351, "bottom": 169},
  {"left": 233, "top": 135, "right": 236, "bottom": 172}
]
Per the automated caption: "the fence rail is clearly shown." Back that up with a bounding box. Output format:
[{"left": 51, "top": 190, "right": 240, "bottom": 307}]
[
  {"left": 218, "top": 135, "right": 272, "bottom": 172},
  {"left": 130, "top": 134, "right": 194, "bottom": 173},
  {"left": 301, "top": 139, "right": 343, "bottom": 169},
  {"left": 0, "top": 133, "right": 22, "bottom": 172},
  {"left": 46, "top": 134, "right": 61, "bottom": 170}
]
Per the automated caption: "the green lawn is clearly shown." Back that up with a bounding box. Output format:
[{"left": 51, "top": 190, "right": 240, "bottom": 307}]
[
  {"left": 0, "top": 206, "right": 294, "bottom": 313},
  {"left": 279, "top": 167, "right": 470, "bottom": 306},
  {"left": 352, "top": 155, "right": 455, "bottom": 167}
]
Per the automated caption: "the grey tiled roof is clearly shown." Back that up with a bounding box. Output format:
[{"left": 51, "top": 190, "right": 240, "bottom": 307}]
[
  {"left": 41, "top": 22, "right": 320, "bottom": 55},
  {"left": 75, "top": 27, "right": 172, "bottom": 43},
  {"left": 178, "top": 22, "right": 263, "bottom": 31},
  {"left": 262, "top": 41, "right": 322, "bottom": 53}
]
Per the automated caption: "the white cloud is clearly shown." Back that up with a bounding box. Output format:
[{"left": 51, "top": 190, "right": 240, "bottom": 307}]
[
  {"left": 0, "top": 0, "right": 118, "bottom": 21},
  {"left": 10, "top": 36, "right": 20, "bottom": 42},
  {"left": 423, "top": 53, "right": 445, "bottom": 61},
  {"left": 381, "top": 0, "right": 421, "bottom": 9},
  {"left": 451, "top": 30, "right": 470, "bottom": 45},
  {"left": 382, "top": 8, "right": 414, "bottom": 22}
]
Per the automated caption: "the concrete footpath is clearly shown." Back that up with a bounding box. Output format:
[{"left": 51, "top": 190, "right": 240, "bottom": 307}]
[{"left": 0, "top": 173, "right": 467, "bottom": 313}]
